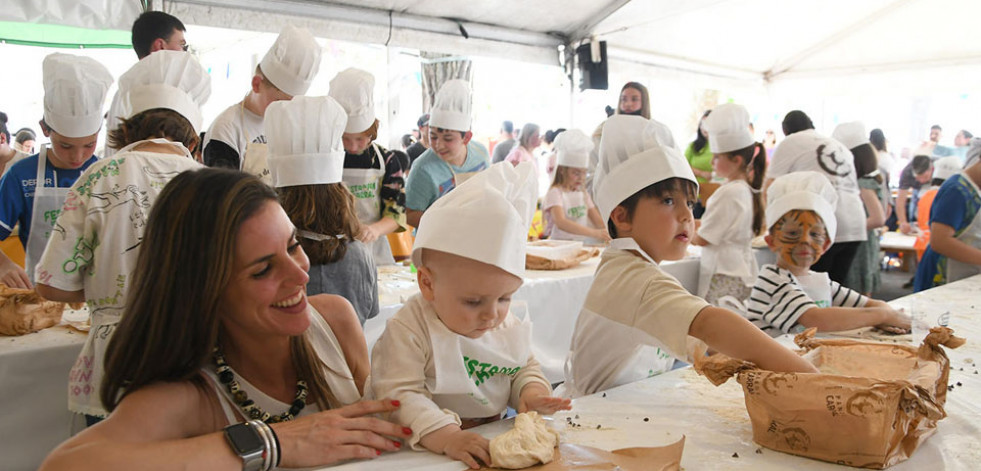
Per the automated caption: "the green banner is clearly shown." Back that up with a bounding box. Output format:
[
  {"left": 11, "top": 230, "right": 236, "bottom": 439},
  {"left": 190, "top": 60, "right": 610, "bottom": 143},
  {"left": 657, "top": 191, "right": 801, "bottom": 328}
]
[{"left": 0, "top": 21, "right": 129, "bottom": 49}]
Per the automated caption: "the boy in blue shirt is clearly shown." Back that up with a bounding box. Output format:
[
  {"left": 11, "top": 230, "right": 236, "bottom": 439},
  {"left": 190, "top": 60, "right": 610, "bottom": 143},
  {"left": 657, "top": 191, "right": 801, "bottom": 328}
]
[{"left": 0, "top": 54, "right": 112, "bottom": 288}]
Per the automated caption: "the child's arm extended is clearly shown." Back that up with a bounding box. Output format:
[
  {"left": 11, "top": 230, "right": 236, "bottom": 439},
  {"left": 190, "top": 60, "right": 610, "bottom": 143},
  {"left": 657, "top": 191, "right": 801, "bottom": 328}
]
[
  {"left": 549, "top": 206, "right": 610, "bottom": 241},
  {"left": 418, "top": 425, "right": 490, "bottom": 470},
  {"left": 798, "top": 300, "right": 910, "bottom": 333},
  {"left": 689, "top": 306, "right": 818, "bottom": 373},
  {"left": 587, "top": 207, "right": 612, "bottom": 242},
  {"left": 518, "top": 382, "right": 571, "bottom": 414}
]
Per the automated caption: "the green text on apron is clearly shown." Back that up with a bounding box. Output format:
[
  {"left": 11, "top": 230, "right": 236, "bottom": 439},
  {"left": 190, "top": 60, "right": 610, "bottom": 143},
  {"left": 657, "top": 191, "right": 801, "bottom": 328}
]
[
  {"left": 425, "top": 303, "right": 532, "bottom": 420},
  {"left": 342, "top": 143, "right": 395, "bottom": 265},
  {"left": 239, "top": 102, "right": 271, "bottom": 185},
  {"left": 26, "top": 146, "right": 70, "bottom": 282},
  {"left": 945, "top": 171, "right": 981, "bottom": 282}
]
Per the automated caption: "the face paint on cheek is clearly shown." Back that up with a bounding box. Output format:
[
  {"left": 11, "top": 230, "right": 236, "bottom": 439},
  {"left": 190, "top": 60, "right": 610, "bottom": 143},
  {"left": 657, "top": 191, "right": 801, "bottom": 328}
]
[{"left": 774, "top": 210, "right": 827, "bottom": 268}]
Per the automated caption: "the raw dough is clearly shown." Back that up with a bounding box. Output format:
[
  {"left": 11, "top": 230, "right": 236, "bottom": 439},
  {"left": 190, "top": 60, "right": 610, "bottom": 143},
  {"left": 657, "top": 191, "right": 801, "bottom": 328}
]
[{"left": 489, "top": 411, "right": 560, "bottom": 469}]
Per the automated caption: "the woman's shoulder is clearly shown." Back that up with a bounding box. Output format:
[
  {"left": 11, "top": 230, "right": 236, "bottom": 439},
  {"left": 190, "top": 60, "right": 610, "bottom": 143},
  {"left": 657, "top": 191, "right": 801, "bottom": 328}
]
[{"left": 309, "top": 294, "right": 361, "bottom": 338}]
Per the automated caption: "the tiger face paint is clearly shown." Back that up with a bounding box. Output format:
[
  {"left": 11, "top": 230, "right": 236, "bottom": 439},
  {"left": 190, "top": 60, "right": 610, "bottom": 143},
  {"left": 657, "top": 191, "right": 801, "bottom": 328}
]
[{"left": 769, "top": 210, "right": 830, "bottom": 270}]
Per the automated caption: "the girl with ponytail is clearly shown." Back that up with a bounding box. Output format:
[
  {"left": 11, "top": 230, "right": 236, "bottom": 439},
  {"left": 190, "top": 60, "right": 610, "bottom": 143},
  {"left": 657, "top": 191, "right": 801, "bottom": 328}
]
[{"left": 691, "top": 104, "right": 765, "bottom": 305}]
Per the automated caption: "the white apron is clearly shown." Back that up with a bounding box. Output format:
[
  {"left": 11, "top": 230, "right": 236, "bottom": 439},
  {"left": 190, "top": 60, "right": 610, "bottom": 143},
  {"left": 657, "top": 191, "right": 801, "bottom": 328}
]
[
  {"left": 796, "top": 271, "right": 832, "bottom": 308},
  {"left": 945, "top": 171, "right": 981, "bottom": 282},
  {"left": 26, "top": 146, "right": 70, "bottom": 282},
  {"left": 548, "top": 189, "right": 597, "bottom": 243},
  {"left": 425, "top": 303, "right": 532, "bottom": 419},
  {"left": 238, "top": 103, "right": 272, "bottom": 185},
  {"left": 68, "top": 138, "right": 193, "bottom": 417},
  {"left": 342, "top": 143, "right": 394, "bottom": 265}
]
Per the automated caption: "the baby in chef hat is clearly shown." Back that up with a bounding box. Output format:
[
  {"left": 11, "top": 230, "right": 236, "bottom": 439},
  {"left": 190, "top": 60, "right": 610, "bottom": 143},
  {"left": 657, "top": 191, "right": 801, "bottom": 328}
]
[
  {"left": 563, "top": 115, "right": 817, "bottom": 398},
  {"left": 203, "top": 25, "right": 322, "bottom": 181},
  {"left": 371, "top": 161, "right": 570, "bottom": 470},
  {"left": 404, "top": 79, "right": 489, "bottom": 229},
  {"left": 543, "top": 129, "right": 610, "bottom": 243},
  {"left": 744, "top": 171, "right": 910, "bottom": 337}
]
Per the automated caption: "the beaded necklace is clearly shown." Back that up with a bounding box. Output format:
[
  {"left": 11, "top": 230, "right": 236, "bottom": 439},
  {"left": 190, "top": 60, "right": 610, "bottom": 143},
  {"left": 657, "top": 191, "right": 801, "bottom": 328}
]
[{"left": 213, "top": 346, "right": 308, "bottom": 423}]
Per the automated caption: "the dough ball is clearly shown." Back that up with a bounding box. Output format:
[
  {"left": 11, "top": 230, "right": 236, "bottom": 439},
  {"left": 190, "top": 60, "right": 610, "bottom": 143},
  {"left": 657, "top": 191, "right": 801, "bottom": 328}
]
[{"left": 489, "top": 411, "right": 560, "bottom": 469}]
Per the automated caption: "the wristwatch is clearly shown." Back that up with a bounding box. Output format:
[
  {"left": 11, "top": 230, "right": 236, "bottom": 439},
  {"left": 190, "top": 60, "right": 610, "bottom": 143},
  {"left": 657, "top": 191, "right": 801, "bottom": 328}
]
[{"left": 224, "top": 422, "right": 266, "bottom": 471}]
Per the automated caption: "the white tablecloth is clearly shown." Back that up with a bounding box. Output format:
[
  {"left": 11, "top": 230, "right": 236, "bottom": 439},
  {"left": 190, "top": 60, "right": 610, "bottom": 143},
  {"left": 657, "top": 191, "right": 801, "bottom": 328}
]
[
  {"left": 366, "top": 253, "right": 701, "bottom": 383},
  {"left": 324, "top": 274, "right": 981, "bottom": 471}
]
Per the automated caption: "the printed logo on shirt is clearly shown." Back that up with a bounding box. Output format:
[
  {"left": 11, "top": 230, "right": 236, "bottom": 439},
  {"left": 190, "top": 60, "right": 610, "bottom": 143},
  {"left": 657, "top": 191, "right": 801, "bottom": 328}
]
[
  {"left": 567, "top": 205, "right": 587, "bottom": 219},
  {"left": 437, "top": 177, "right": 455, "bottom": 198},
  {"left": 349, "top": 181, "right": 378, "bottom": 200},
  {"left": 252, "top": 135, "right": 266, "bottom": 144},
  {"left": 463, "top": 355, "right": 521, "bottom": 387}
]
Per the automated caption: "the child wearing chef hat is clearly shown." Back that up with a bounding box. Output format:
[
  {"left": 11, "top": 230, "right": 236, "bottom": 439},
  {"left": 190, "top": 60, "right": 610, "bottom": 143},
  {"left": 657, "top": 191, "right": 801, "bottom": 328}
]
[
  {"left": 35, "top": 50, "right": 210, "bottom": 421},
  {"left": 690, "top": 103, "right": 766, "bottom": 305},
  {"left": 0, "top": 53, "right": 112, "bottom": 290},
  {"left": 563, "top": 115, "right": 817, "bottom": 398},
  {"left": 266, "top": 95, "right": 379, "bottom": 326},
  {"left": 744, "top": 171, "right": 909, "bottom": 336},
  {"left": 371, "top": 161, "right": 570, "bottom": 469},
  {"left": 203, "top": 25, "right": 322, "bottom": 183},
  {"left": 404, "top": 79, "right": 489, "bottom": 228},
  {"left": 329, "top": 68, "right": 410, "bottom": 266},
  {"left": 542, "top": 129, "right": 610, "bottom": 243}
]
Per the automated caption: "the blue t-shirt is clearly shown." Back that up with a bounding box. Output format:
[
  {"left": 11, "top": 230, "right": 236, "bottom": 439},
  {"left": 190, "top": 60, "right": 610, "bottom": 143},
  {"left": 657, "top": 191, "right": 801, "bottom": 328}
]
[
  {"left": 404, "top": 141, "right": 489, "bottom": 212},
  {"left": 914, "top": 173, "right": 981, "bottom": 291},
  {"left": 0, "top": 152, "right": 99, "bottom": 246}
]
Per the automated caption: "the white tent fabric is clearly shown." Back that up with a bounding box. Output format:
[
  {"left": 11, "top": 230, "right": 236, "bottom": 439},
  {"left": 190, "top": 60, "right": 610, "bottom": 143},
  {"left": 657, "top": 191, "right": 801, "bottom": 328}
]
[{"left": 4, "top": 0, "right": 980, "bottom": 81}]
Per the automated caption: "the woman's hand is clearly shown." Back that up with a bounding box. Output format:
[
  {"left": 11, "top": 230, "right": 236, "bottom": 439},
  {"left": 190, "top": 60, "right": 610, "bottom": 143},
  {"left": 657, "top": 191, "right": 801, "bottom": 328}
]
[{"left": 274, "top": 399, "right": 412, "bottom": 468}]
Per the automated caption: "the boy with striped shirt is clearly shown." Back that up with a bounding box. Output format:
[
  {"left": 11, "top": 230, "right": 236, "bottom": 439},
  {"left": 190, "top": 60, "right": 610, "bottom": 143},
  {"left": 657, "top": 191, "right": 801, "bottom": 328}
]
[{"left": 746, "top": 172, "right": 909, "bottom": 336}]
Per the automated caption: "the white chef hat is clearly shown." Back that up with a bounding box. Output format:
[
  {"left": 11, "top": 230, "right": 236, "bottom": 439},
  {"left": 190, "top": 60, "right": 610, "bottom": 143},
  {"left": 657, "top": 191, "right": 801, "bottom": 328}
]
[
  {"left": 553, "top": 129, "right": 593, "bottom": 169},
  {"left": 593, "top": 115, "right": 698, "bottom": 224},
  {"left": 933, "top": 156, "right": 962, "bottom": 181},
  {"left": 429, "top": 79, "right": 472, "bottom": 132},
  {"left": 328, "top": 68, "right": 376, "bottom": 134},
  {"left": 412, "top": 161, "right": 537, "bottom": 279},
  {"left": 42, "top": 53, "right": 113, "bottom": 138},
  {"left": 266, "top": 96, "right": 348, "bottom": 188},
  {"left": 766, "top": 171, "right": 839, "bottom": 244},
  {"left": 119, "top": 50, "right": 211, "bottom": 134},
  {"left": 703, "top": 103, "right": 755, "bottom": 153},
  {"left": 831, "top": 121, "right": 869, "bottom": 150},
  {"left": 260, "top": 25, "right": 322, "bottom": 97}
]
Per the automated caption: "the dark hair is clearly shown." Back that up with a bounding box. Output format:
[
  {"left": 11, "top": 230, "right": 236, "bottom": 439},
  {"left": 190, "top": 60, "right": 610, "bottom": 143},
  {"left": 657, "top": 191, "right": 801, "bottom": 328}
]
[
  {"left": 400, "top": 133, "right": 414, "bottom": 149},
  {"left": 277, "top": 183, "right": 362, "bottom": 264},
  {"left": 103, "top": 168, "right": 339, "bottom": 412},
  {"left": 617, "top": 82, "right": 651, "bottom": 119},
  {"left": 691, "top": 110, "right": 711, "bottom": 153},
  {"left": 782, "top": 110, "right": 814, "bottom": 136},
  {"left": 607, "top": 177, "right": 697, "bottom": 238},
  {"left": 14, "top": 128, "right": 35, "bottom": 145},
  {"left": 502, "top": 120, "right": 514, "bottom": 134},
  {"left": 911, "top": 155, "right": 932, "bottom": 175},
  {"left": 604, "top": 105, "right": 615, "bottom": 117},
  {"left": 108, "top": 108, "right": 199, "bottom": 152},
  {"left": 961, "top": 130, "right": 973, "bottom": 139},
  {"left": 431, "top": 126, "right": 467, "bottom": 138},
  {"left": 0, "top": 111, "right": 8, "bottom": 142},
  {"left": 719, "top": 142, "right": 767, "bottom": 235},
  {"left": 132, "top": 12, "right": 185, "bottom": 59},
  {"left": 851, "top": 143, "right": 881, "bottom": 183},
  {"left": 931, "top": 124, "right": 942, "bottom": 131},
  {"left": 544, "top": 128, "right": 566, "bottom": 145},
  {"left": 869, "top": 128, "right": 886, "bottom": 152}
]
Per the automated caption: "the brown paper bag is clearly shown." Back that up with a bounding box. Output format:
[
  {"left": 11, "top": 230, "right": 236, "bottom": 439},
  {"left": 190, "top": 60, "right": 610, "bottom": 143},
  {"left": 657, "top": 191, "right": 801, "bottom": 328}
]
[
  {"left": 694, "top": 327, "right": 964, "bottom": 468},
  {"left": 0, "top": 284, "right": 68, "bottom": 336},
  {"left": 480, "top": 436, "right": 685, "bottom": 471}
]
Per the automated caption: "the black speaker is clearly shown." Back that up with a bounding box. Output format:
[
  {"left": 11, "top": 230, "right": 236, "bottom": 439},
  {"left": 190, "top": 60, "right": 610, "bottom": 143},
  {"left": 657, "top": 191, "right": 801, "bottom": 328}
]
[{"left": 577, "top": 41, "right": 608, "bottom": 91}]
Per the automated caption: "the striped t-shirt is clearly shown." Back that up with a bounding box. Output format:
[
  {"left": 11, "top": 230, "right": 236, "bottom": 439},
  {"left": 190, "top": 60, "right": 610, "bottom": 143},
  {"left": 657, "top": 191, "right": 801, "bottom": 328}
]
[{"left": 745, "top": 264, "right": 868, "bottom": 336}]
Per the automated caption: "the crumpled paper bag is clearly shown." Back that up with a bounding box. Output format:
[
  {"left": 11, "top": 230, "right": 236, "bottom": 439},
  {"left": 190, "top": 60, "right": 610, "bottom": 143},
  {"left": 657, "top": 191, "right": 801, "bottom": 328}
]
[
  {"left": 0, "top": 284, "right": 69, "bottom": 336},
  {"left": 480, "top": 436, "right": 685, "bottom": 471},
  {"left": 694, "top": 327, "right": 964, "bottom": 469}
]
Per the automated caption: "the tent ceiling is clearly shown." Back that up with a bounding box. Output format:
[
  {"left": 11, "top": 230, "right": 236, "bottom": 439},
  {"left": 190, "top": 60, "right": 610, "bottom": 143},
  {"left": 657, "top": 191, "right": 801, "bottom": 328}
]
[{"left": 4, "top": 0, "right": 979, "bottom": 81}]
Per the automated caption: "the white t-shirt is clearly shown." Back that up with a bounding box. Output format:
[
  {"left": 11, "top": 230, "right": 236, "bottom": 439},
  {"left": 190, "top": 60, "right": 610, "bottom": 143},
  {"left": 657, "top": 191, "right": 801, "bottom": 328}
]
[
  {"left": 35, "top": 146, "right": 202, "bottom": 416},
  {"left": 696, "top": 180, "right": 758, "bottom": 295},
  {"left": 203, "top": 102, "right": 265, "bottom": 168},
  {"left": 769, "top": 129, "right": 868, "bottom": 243},
  {"left": 745, "top": 264, "right": 869, "bottom": 337},
  {"left": 565, "top": 238, "right": 708, "bottom": 397},
  {"left": 542, "top": 186, "right": 597, "bottom": 241}
]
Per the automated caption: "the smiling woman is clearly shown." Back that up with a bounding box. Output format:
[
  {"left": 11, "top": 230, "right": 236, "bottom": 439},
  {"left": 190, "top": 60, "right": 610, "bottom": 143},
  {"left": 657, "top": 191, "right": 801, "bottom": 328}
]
[{"left": 39, "top": 168, "right": 411, "bottom": 470}]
